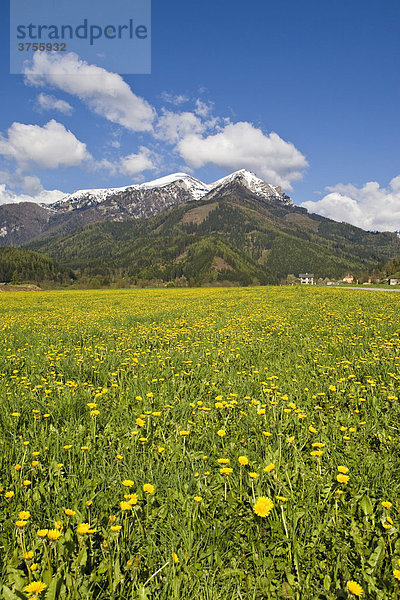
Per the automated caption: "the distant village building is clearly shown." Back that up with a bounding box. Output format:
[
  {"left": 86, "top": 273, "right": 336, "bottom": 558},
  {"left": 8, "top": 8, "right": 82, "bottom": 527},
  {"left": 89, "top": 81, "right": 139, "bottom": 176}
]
[
  {"left": 342, "top": 273, "right": 354, "bottom": 284},
  {"left": 299, "top": 273, "right": 314, "bottom": 285},
  {"left": 389, "top": 278, "right": 400, "bottom": 285}
]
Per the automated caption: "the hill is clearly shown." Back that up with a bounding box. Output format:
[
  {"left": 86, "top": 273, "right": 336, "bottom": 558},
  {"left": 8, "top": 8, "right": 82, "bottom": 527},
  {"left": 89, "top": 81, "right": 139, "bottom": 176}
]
[
  {"left": 26, "top": 180, "right": 400, "bottom": 286},
  {"left": 0, "top": 247, "right": 75, "bottom": 286}
]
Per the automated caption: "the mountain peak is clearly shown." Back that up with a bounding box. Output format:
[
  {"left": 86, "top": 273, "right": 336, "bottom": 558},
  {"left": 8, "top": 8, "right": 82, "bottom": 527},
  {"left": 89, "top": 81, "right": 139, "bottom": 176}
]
[
  {"left": 136, "top": 172, "right": 209, "bottom": 200},
  {"left": 209, "top": 169, "right": 292, "bottom": 204}
]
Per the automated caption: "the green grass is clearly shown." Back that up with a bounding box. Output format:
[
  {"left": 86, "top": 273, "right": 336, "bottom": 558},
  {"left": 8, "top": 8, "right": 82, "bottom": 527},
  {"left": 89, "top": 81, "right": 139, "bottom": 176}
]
[{"left": 0, "top": 286, "right": 400, "bottom": 600}]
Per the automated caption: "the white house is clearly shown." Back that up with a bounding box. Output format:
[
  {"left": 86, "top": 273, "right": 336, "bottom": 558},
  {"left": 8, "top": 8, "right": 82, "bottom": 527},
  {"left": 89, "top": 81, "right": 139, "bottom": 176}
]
[{"left": 299, "top": 273, "right": 314, "bottom": 285}]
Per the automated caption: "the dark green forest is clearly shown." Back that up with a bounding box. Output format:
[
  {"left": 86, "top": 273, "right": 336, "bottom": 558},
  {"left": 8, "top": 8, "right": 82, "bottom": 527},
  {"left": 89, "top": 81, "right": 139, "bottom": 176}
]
[
  {"left": 21, "top": 190, "right": 400, "bottom": 287},
  {"left": 0, "top": 248, "right": 74, "bottom": 285}
]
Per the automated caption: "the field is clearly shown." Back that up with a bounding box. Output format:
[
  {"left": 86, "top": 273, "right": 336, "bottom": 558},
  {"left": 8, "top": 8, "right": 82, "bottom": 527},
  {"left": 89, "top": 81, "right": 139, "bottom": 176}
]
[{"left": 1, "top": 286, "right": 400, "bottom": 600}]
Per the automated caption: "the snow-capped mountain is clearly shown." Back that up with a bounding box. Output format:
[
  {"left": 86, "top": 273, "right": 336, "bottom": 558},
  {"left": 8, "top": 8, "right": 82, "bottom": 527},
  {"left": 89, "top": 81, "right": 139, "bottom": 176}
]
[
  {"left": 0, "top": 170, "right": 292, "bottom": 246},
  {"left": 206, "top": 169, "right": 292, "bottom": 203},
  {"left": 51, "top": 169, "right": 292, "bottom": 211},
  {"left": 51, "top": 172, "right": 211, "bottom": 212}
]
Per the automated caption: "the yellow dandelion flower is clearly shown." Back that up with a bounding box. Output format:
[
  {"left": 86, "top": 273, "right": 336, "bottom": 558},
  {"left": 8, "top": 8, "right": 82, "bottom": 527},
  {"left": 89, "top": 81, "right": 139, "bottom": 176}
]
[
  {"left": 382, "top": 517, "right": 393, "bottom": 530},
  {"left": 23, "top": 551, "right": 34, "bottom": 560},
  {"left": 337, "top": 466, "right": 349, "bottom": 474},
  {"left": 217, "top": 429, "right": 226, "bottom": 437},
  {"left": 382, "top": 501, "right": 392, "bottom": 509},
  {"left": 37, "top": 529, "right": 48, "bottom": 538},
  {"left": 125, "top": 494, "right": 138, "bottom": 505},
  {"left": 238, "top": 456, "right": 249, "bottom": 466},
  {"left": 172, "top": 552, "right": 179, "bottom": 564},
  {"left": 64, "top": 508, "right": 76, "bottom": 516},
  {"left": 393, "top": 569, "right": 400, "bottom": 581},
  {"left": 18, "top": 511, "right": 31, "bottom": 520},
  {"left": 253, "top": 496, "right": 274, "bottom": 517},
  {"left": 194, "top": 496, "right": 202, "bottom": 502},
  {"left": 5, "top": 491, "right": 14, "bottom": 499},
  {"left": 337, "top": 474, "right": 349, "bottom": 484},
  {"left": 143, "top": 483, "right": 155, "bottom": 494},
  {"left": 264, "top": 463, "right": 275, "bottom": 473},
  {"left": 24, "top": 581, "right": 47, "bottom": 595},
  {"left": 310, "top": 450, "right": 323, "bottom": 457},
  {"left": 47, "top": 529, "right": 62, "bottom": 540},
  {"left": 346, "top": 580, "right": 363, "bottom": 597},
  {"left": 249, "top": 472, "right": 259, "bottom": 479},
  {"left": 120, "top": 501, "right": 133, "bottom": 511},
  {"left": 122, "top": 479, "right": 135, "bottom": 487},
  {"left": 77, "top": 523, "right": 96, "bottom": 535},
  {"left": 15, "top": 520, "right": 28, "bottom": 528},
  {"left": 110, "top": 525, "right": 122, "bottom": 532},
  {"left": 219, "top": 467, "right": 233, "bottom": 475}
]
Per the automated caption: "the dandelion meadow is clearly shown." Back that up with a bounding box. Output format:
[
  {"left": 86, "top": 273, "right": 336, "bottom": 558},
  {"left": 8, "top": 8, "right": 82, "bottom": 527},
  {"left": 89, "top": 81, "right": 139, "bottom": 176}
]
[{"left": 1, "top": 286, "right": 400, "bottom": 599}]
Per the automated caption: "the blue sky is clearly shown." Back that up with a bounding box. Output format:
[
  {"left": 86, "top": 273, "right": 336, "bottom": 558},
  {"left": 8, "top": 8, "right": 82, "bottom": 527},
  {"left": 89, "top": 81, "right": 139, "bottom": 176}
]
[{"left": 0, "top": 0, "right": 399, "bottom": 231}]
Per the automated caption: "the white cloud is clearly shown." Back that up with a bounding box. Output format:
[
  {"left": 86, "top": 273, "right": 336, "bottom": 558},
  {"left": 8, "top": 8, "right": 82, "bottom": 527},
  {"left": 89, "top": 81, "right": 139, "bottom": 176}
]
[
  {"left": 177, "top": 121, "right": 308, "bottom": 189},
  {"left": 0, "top": 183, "right": 65, "bottom": 206},
  {"left": 0, "top": 120, "right": 91, "bottom": 170},
  {"left": 119, "top": 147, "right": 158, "bottom": 178},
  {"left": 20, "top": 53, "right": 311, "bottom": 186},
  {"left": 36, "top": 93, "right": 73, "bottom": 115},
  {"left": 0, "top": 169, "right": 43, "bottom": 195},
  {"left": 25, "top": 52, "right": 155, "bottom": 132},
  {"left": 155, "top": 110, "right": 205, "bottom": 143},
  {"left": 161, "top": 92, "right": 189, "bottom": 106},
  {"left": 301, "top": 176, "right": 400, "bottom": 231},
  {"left": 194, "top": 99, "right": 213, "bottom": 118}
]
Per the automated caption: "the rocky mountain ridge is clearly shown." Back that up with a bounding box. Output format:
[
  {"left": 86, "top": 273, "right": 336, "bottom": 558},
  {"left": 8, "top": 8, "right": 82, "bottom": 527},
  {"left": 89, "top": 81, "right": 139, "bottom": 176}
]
[{"left": 0, "top": 170, "right": 291, "bottom": 246}]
